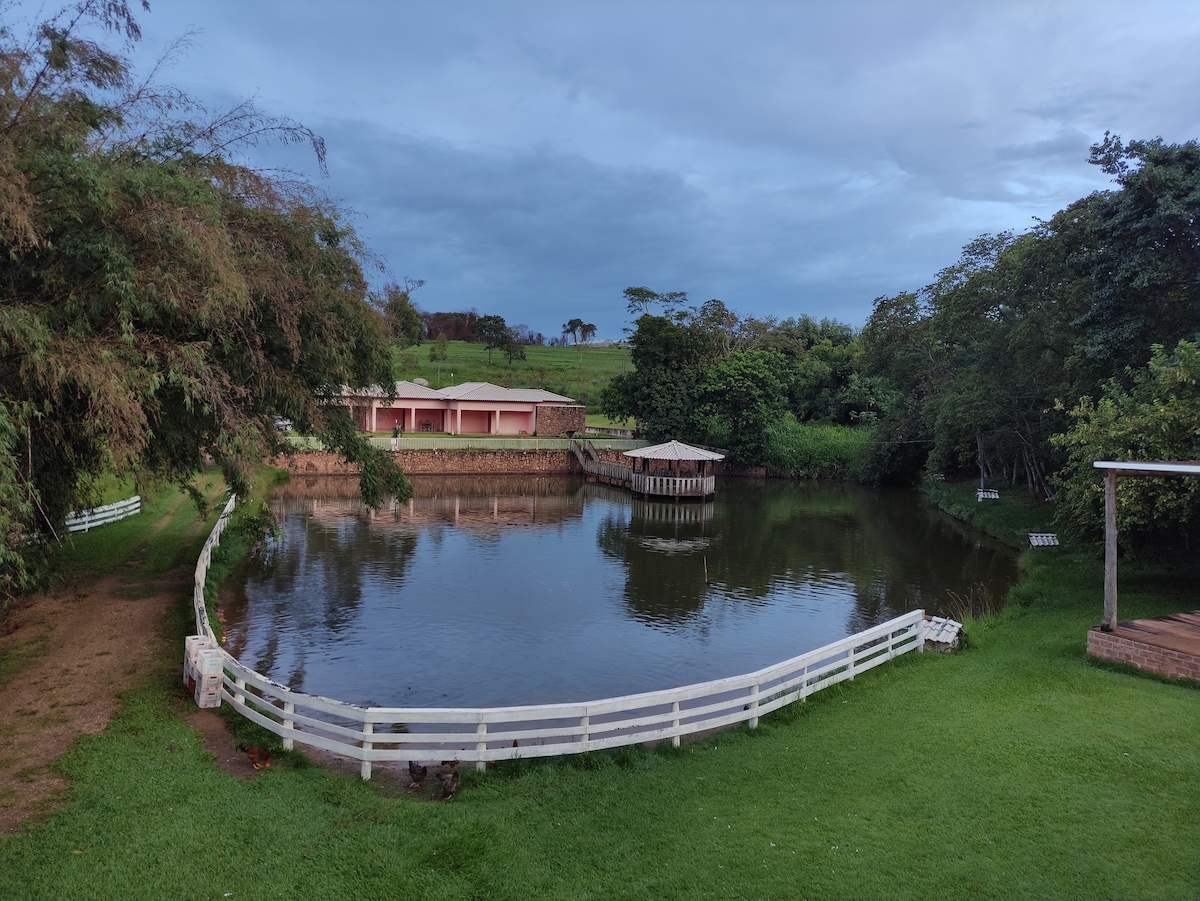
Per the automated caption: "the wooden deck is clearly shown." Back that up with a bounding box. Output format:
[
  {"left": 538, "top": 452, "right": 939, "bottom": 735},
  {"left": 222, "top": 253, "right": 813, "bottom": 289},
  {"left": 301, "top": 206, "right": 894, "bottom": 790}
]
[{"left": 1086, "top": 611, "right": 1200, "bottom": 682}]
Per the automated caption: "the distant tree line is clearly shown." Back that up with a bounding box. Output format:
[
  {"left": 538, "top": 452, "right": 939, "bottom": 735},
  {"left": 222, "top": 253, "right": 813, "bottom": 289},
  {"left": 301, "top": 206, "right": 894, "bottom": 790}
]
[
  {"left": 410, "top": 310, "right": 546, "bottom": 347},
  {"left": 604, "top": 135, "right": 1200, "bottom": 558}
]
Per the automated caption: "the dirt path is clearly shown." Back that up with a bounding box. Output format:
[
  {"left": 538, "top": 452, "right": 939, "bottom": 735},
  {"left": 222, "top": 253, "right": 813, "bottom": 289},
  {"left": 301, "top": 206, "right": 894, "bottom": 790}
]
[{"left": 0, "top": 496, "right": 214, "bottom": 834}]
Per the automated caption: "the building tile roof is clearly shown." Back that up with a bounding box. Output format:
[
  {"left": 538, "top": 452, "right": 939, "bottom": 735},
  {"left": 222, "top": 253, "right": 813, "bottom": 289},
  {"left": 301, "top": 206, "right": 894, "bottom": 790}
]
[
  {"left": 438, "top": 382, "right": 574, "bottom": 404},
  {"left": 391, "top": 380, "right": 448, "bottom": 400},
  {"left": 340, "top": 381, "right": 575, "bottom": 404}
]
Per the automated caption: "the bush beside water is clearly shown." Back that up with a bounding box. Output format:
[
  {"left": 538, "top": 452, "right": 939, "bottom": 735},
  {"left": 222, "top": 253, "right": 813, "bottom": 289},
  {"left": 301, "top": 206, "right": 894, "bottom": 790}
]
[{"left": 762, "top": 415, "right": 874, "bottom": 479}]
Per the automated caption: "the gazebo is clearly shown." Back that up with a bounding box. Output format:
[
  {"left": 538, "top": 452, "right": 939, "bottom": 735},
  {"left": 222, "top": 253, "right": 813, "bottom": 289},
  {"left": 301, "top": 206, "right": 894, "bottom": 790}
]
[{"left": 622, "top": 440, "right": 725, "bottom": 500}]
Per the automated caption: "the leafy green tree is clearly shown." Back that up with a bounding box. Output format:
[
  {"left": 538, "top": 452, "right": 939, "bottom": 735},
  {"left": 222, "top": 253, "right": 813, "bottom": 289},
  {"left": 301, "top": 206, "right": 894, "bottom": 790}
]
[
  {"left": 379, "top": 281, "right": 424, "bottom": 348},
  {"left": 868, "top": 228, "right": 1080, "bottom": 495},
  {"left": 503, "top": 338, "right": 526, "bottom": 365},
  {"left": 1078, "top": 134, "right": 1200, "bottom": 375},
  {"left": 429, "top": 332, "right": 449, "bottom": 362},
  {"left": 601, "top": 312, "right": 718, "bottom": 443},
  {"left": 623, "top": 286, "right": 687, "bottom": 317},
  {"left": 472, "top": 314, "right": 512, "bottom": 364},
  {"left": 789, "top": 335, "right": 864, "bottom": 423},
  {"left": 1052, "top": 340, "right": 1200, "bottom": 557},
  {"left": 694, "top": 350, "right": 788, "bottom": 465},
  {"left": 562, "top": 318, "right": 583, "bottom": 344},
  {"left": 0, "top": 1, "right": 411, "bottom": 597},
  {"left": 574, "top": 322, "right": 597, "bottom": 367}
]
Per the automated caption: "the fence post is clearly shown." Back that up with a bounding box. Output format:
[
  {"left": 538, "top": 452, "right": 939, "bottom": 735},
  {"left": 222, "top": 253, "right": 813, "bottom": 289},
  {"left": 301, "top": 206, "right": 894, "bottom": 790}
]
[
  {"left": 234, "top": 676, "right": 246, "bottom": 706},
  {"left": 476, "top": 722, "right": 488, "bottom": 772},
  {"left": 672, "top": 701, "right": 681, "bottom": 747},
  {"left": 580, "top": 714, "right": 590, "bottom": 747},
  {"left": 282, "top": 701, "right": 294, "bottom": 750},
  {"left": 748, "top": 682, "right": 760, "bottom": 729},
  {"left": 361, "top": 722, "right": 373, "bottom": 781}
]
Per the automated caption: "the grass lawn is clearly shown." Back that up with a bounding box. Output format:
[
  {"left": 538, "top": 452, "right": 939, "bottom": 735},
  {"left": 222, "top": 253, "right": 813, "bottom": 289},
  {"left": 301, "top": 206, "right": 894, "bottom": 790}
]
[
  {"left": 0, "top": 482, "right": 1196, "bottom": 899},
  {"left": 52, "top": 473, "right": 228, "bottom": 577},
  {"left": 394, "top": 340, "right": 631, "bottom": 410}
]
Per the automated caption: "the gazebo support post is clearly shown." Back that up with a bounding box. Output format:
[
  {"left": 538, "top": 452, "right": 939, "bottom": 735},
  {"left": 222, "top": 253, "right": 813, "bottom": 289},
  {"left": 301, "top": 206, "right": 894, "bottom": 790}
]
[{"left": 1102, "top": 468, "right": 1118, "bottom": 631}]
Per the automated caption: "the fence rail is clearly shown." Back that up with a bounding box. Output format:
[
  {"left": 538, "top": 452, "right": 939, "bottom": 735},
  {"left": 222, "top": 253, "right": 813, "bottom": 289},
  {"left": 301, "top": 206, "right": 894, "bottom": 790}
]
[
  {"left": 65, "top": 495, "right": 141, "bottom": 533},
  {"left": 191, "top": 497, "right": 927, "bottom": 779}
]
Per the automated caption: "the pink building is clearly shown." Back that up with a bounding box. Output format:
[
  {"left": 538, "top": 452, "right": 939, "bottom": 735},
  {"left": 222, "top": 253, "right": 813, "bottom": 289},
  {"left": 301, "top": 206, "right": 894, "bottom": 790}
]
[{"left": 342, "top": 381, "right": 583, "bottom": 436}]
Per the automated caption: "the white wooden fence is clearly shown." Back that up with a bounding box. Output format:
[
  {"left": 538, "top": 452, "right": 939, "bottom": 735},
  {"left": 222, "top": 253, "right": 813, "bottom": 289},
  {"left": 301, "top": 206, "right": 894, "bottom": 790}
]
[
  {"left": 191, "top": 496, "right": 928, "bottom": 780},
  {"left": 65, "top": 495, "right": 141, "bottom": 532}
]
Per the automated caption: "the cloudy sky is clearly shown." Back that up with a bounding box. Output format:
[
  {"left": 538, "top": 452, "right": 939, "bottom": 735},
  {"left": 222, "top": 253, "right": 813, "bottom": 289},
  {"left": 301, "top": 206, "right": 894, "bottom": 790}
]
[{"left": 24, "top": 1, "right": 1200, "bottom": 339}]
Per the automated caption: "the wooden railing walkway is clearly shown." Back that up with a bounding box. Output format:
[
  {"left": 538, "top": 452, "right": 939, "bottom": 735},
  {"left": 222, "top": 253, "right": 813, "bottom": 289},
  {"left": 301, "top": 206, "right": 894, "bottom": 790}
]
[
  {"left": 190, "top": 496, "right": 929, "bottom": 780},
  {"left": 569, "top": 438, "right": 633, "bottom": 487}
]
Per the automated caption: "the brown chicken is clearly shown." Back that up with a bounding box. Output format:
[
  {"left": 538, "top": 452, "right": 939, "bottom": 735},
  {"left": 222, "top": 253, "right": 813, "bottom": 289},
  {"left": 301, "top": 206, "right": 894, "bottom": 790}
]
[
  {"left": 438, "top": 767, "right": 460, "bottom": 801},
  {"left": 407, "top": 760, "right": 428, "bottom": 787},
  {"left": 237, "top": 743, "right": 272, "bottom": 769}
]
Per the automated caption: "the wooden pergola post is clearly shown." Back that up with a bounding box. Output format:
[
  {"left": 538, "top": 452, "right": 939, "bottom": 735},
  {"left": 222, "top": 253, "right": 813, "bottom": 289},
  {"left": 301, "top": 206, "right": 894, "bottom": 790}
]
[
  {"left": 1102, "top": 468, "right": 1118, "bottom": 631},
  {"left": 1094, "top": 460, "right": 1200, "bottom": 632}
]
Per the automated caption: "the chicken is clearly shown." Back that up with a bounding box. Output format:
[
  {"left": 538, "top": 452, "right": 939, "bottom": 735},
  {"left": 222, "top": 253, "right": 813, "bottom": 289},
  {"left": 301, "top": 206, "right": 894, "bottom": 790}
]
[
  {"left": 407, "top": 760, "right": 428, "bottom": 787},
  {"left": 236, "top": 743, "right": 272, "bottom": 769},
  {"left": 438, "top": 767, "right": 460, "bottom": 801}
]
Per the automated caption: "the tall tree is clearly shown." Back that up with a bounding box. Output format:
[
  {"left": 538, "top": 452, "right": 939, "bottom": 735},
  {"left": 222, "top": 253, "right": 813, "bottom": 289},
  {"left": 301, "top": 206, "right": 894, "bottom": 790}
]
[
  {"left": 562, "top": 318, "right": 583, "bottom": 344},
  {"left": 472, "top": 314, "right": 512, "bottom": 364},
  {"left": 0, "top": 1, "right": 411, "bottom": 598},
  {"left": 575, "top": 322, "right": 597, "bottom": 367},
  {"left": 378, "top": 281, "right": 424, "bottom": 348},
  {"left": 1078, "top": 134, "right": 1200, "bottom": 376},
  {"left": 694, "top": 350, "right": 788, "bottom": 465},
  {"left": 623, "top": 286, "right": 687, "bottom": 317},
  {"left": 601, "top": 312, "right": 718, "bottom": 443}
]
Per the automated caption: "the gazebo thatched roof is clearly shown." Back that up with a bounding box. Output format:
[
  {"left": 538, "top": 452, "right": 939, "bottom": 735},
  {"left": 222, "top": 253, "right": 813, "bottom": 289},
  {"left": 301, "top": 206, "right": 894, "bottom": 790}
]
[{"left": 623, "top": 440, "right": 725, "bottom": 461}]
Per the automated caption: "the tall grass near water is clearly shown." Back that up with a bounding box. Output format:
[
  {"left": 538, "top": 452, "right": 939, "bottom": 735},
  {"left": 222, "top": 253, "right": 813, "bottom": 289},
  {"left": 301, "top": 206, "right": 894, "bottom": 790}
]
[{"left": 762, "top": 415, "right": 874, "bottom": 478}]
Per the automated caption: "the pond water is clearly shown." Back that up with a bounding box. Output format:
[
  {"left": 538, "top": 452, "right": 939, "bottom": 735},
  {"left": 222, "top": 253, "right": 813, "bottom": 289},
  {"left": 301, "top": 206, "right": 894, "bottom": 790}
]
[{"left": 221, "top": 475, "right": 1018, "bottom": 708}]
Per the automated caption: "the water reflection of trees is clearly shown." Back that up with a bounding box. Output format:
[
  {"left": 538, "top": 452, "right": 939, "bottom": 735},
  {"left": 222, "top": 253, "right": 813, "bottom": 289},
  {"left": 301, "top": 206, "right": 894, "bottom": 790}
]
[
  {"left": 232, "top": 479, "right": 592, "bottom": 672},
  {"left": 264, "top": 503, "right": 419, "bottom": 631},
  {"left": 230, "top": 478, "right": 1019, "bottom": 688},
  {"left": 714, "top": 482, "right": 1018, "bottom": 630},
  {"left": 597, "top": 480, "right": 1019, "bottom": 630}
]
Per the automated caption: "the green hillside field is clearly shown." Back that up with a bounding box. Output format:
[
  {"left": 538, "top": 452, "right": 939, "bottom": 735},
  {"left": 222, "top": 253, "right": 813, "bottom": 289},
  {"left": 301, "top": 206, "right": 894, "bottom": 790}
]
[{"left": 392, "top": 340, "right": 630, "bottom": 412}]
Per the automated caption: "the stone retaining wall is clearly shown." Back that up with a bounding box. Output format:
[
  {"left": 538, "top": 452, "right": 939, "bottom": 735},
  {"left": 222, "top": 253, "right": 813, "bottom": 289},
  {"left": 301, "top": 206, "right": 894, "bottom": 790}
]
[{"left": 277, "top": 449, "right": 581, "bottom": 476}]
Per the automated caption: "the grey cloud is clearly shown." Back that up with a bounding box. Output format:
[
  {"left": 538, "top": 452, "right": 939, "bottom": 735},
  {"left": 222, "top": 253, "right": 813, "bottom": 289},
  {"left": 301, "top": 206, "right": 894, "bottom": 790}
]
[{"left": 86, "top": 0, "right": 1200, "bottom": 337}]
